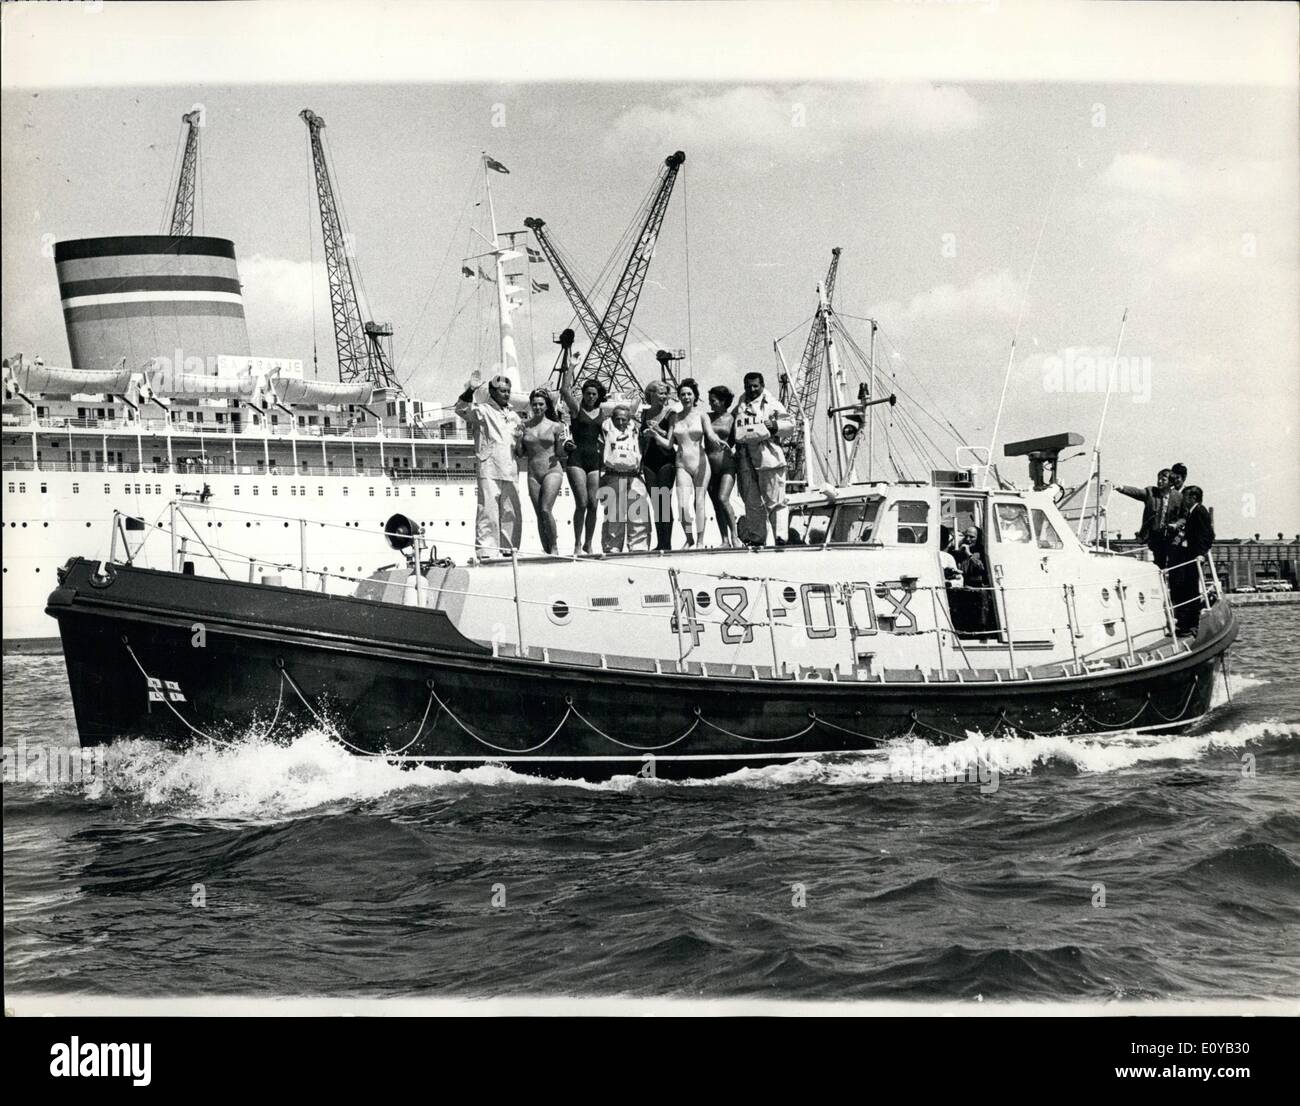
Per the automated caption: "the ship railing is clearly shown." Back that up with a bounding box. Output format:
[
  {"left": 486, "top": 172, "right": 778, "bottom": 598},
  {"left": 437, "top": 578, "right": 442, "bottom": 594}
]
[
  {"left": 1, "top": 458, "right": 478, "bottom": 480},
  {"left": 110, "top": 500, "right": 1185, "bottom": 681},
  {"left": 1158, "top": 553, "right": 1221, "bottom": 625},
  {"left": 24, "top": 414, "right": 471, "bottom": 445}
]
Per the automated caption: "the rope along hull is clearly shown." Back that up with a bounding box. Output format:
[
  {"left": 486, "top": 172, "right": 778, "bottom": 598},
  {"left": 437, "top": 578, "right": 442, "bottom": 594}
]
[{"left": 48, "top": 559, "right": 1236, "bottom": 780}]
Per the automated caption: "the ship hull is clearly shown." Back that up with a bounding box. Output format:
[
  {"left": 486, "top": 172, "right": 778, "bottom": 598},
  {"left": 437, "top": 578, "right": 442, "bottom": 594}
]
[{"left": 48, "top": 558, "right": 1237, "bottom": 780}]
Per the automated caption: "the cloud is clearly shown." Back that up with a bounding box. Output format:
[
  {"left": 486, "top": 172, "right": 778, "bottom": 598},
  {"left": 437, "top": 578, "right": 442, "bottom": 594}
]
[
  {"left": 605, "top": 83, "right": 982, "bottom": 151},
  {"left": 1099, "top": 154, "right": 1296, "bottom": 281},
  {"left": 1101, "top": 153, "right": 1288, "bottom": 203},
  {"left": 869, "top": 269, "right": 1023, "bottom": 331},
  {"left": 239, "top": 254, "right": 323, "bottom": 321},
  {"left": 237, "top": 254, "right": 328, "bottom": 350}
]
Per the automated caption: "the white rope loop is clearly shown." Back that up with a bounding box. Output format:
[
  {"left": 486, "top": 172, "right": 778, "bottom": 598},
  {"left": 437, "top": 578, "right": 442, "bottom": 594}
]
[{"left": 121, "top": 639, "right": 1206, "bottom": 764}]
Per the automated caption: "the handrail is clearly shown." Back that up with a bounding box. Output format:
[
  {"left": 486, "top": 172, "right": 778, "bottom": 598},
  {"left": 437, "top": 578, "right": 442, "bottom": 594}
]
[
  {"left": 19, "top": 414, "right": 469, "bottom": 443},
  {"left": 2, "top": 459, "right": 477, "bottom": 480},
  {"left": 124, "top": 500, "right": 1177, "bottom": 656}
]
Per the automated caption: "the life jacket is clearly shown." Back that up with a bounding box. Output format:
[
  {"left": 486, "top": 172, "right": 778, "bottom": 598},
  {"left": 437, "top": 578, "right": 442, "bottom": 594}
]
[{"left": 603, "top": 419, "right": 641, "bottom": 474}]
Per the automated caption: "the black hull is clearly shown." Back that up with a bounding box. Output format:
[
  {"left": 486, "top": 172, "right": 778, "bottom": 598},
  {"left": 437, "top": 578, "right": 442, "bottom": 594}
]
[{"left": 48, "top": 559, "right": 1238, "bottom": 780}]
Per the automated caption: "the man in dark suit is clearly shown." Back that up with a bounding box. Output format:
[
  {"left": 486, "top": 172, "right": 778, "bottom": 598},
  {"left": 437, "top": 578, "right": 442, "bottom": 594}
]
[
  {"left": 1167, "top": 485, "right": 1215, "bottom": 634},
  {"left": 1117, "top": 468, "right": 1179, "bottom": 567}
]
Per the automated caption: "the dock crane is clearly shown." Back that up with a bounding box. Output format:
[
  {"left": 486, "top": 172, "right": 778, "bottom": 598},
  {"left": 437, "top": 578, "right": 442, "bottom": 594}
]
[
  {"left": 779, "top": 247, "right": 893, "bottom": 487},
  {"left": 300, "top": 109, "right": 396, "bottom": 389},
  {"left": 169, "top": 110, "right": 203, "bottom": 237},
  {"left": 525, "top": 150, "right": 686, "bottom": 398},
  {"left": 523, "top": 216, "right": 630, "bottom": 386},
  {"left": 782, "top": 247, "right": 842, "bottom": 487}
]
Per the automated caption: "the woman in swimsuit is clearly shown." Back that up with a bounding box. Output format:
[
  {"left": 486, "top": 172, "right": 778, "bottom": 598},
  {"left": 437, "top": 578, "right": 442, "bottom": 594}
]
[
  {"left": 519, "top": 388, "right": 566, "bottom": 554},
  {"left": 559, "top": 376, "right": 607, "bottom": 555},
  {"left": 706, "top": 384, "right": 738, "bottom": 548},
  {"left": 647, "top": 378, "right": 721, "bottom": 547},
  {"left": 638, "top": 379, "right": 678, "bottom": 551}
]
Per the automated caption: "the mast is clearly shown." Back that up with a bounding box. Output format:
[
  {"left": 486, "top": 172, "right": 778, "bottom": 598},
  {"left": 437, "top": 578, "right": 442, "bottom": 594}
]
[
  {"left": 866, "top": 318, "right": 877, "bottom": 482},
  {"left": 1077, "top": 308, "right": 1129, "bottom": 544},
  {"left": 482, "top": 154, "right": 523, "bottom": 393},
  {"left": 819, "top": 277, "right": 850, "bottom": 483}
]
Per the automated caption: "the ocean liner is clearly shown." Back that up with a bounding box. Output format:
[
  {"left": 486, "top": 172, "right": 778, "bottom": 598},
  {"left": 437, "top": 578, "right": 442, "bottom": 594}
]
[{"left": 3, "top": 111, "right": 562, "bottom": 651}]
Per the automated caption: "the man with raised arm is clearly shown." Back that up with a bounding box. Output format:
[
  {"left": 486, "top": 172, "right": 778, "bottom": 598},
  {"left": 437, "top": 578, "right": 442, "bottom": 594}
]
[
  {"left": 1116, "top": 467, "right": 1179, "bottom": 568},
  {"left": 455, "top": 369, "right": 524, "bottom": 559}
]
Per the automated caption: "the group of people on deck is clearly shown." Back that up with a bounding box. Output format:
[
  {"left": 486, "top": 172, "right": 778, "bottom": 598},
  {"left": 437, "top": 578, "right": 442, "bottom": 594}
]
[
  {"left": 1117, "top": 463, "right": 1216, "bottom": 634},
  {"left": 454, "top": 368, "right": 793, "bottom": 559}
]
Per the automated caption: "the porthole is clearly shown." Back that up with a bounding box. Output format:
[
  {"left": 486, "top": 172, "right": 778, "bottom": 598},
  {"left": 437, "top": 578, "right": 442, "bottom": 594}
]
[
  {"left": 1100, "top": 587, "right": 1111, "bottom": 605},
  {"left": 1137, "top": 591, "right": 1146, "bottom": 608},
  {"left": 695, "top": 590, "right": 712, "bottom": 609},
  {"left": 548, "top": 597, "right": 573, "bottom": 626},
  {"left": 782, "top": 586, "right": 798, "bottom": 605}
]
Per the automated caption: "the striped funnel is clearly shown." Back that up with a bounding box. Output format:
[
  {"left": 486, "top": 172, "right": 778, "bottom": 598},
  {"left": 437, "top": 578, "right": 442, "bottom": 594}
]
[{"left": 55, "top": 235, "right": 251, "bottom": 371}]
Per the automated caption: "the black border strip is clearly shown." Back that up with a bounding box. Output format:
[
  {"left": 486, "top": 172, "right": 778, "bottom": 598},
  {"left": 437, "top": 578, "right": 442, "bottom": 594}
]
[{"left": 54, "top": 236, "right": 237, "bottom": 262}]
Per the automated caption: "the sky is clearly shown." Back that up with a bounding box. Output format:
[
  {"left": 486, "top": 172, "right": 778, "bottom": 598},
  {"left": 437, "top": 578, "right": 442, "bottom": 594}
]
[{"left": 2, "top": 1, "right": 1296, "bottom": 538}]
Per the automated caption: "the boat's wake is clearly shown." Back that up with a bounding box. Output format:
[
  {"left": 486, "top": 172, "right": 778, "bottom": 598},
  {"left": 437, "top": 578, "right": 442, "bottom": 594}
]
[
  {"left": 6, "top": 722, "right": 1294, "bottom": 823},
  {"left": 4, "top": 670, "right": 1288, "bottom": 819}
]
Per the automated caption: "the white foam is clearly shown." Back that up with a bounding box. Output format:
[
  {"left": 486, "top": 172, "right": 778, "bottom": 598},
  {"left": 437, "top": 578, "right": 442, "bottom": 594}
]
[
  {"left": 1209, "top": 670, "right": 1270, "bottom": 710},
  {"left": 13, "top": 713, "right": 1296, "bottom": 818}
]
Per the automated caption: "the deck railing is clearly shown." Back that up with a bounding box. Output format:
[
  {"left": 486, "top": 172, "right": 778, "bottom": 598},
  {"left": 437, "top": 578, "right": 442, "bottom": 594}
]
[
  {"left": 3, "top": 459, "right": 476, "bottom": 480},
  {"left": 13, "top": 414, "right": 470, "bottom": 443},
  {"left": 97, "top": 500, "right": 1219, "bottom": 684}
]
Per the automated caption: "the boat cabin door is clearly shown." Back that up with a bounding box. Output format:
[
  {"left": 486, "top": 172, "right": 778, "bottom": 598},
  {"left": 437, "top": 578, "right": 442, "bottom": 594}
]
[
  {"left": 988, "top": 498, "right": 1066, "bottom": 647},
  {"left": 940, "top": 492, "right": 999, "bottom": 637}
]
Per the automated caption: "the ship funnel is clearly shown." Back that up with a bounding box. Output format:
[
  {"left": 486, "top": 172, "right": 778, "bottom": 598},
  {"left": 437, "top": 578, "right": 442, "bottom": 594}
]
[{"left": 55, "top": 235, "right": 251, "bottom": 372}]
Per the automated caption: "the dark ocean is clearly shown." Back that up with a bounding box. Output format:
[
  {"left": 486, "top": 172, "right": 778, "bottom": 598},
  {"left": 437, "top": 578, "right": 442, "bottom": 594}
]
[{"left": 4, "top": 604, "right": 1298, "bottom": 1002}]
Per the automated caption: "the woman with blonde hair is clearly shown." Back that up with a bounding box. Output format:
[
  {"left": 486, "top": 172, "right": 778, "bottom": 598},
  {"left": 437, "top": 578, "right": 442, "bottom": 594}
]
[{"left": 645, "top": 377, "right": 722, "bottom": 547}]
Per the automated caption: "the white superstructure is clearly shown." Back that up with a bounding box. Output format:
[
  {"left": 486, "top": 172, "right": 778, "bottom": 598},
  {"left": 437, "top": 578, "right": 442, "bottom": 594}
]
[{"left": 2, "top": 362, "right": 560, "bottom": 649}]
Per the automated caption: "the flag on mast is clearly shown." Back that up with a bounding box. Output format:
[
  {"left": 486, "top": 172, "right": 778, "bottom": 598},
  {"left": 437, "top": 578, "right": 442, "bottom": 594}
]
[
  {"left": 531, "top": 280, "right": 549, "bottom": 293},
  {"left": 484, "top": 155, "right": 510, "bottom": 174},
  {"left": 526, "top": 247, "right": 543, "bottom": 263}
]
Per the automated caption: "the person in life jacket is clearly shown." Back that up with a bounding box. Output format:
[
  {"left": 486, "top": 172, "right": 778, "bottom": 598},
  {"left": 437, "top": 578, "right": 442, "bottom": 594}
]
[
  {"left": 731, "top": 371, "right": 792, "bottom": 546},
  {"left": 599, "top": 401, "right": 649, "bottom": 553}
]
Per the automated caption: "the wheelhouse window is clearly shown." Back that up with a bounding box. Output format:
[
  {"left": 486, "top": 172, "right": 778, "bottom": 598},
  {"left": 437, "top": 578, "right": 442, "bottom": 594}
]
[
  {"left": 994, "top": 502, "right": 1033, "bottom": 543},
  {"left": 1031, "top": 507, "right": 1064, "bottom": 550},
  {"left": 830, "top": 497, "right": 883, "bottom": 543},
  {"left": 896, "top": 501, "right": 930, "bottom": 545},
  {"left": 786, "top": 505, "right": 833, "bottom": 546}
]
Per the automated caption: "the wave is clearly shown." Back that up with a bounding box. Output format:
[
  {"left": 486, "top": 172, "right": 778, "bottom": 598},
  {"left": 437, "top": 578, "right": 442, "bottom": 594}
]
[{"left": 5, "top": 714, "right": 1296, "bottom": 822}]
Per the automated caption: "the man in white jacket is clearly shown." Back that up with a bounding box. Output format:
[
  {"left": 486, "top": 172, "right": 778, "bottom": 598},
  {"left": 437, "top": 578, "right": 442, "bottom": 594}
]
[{"left": 455, "top": 370, "right": 523, "bottom": 558}]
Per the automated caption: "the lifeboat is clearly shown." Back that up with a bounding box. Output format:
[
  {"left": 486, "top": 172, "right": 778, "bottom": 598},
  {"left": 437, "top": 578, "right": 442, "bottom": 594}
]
[{"left": 46, "top": 466, "right": 1236, "bottom": 779}]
